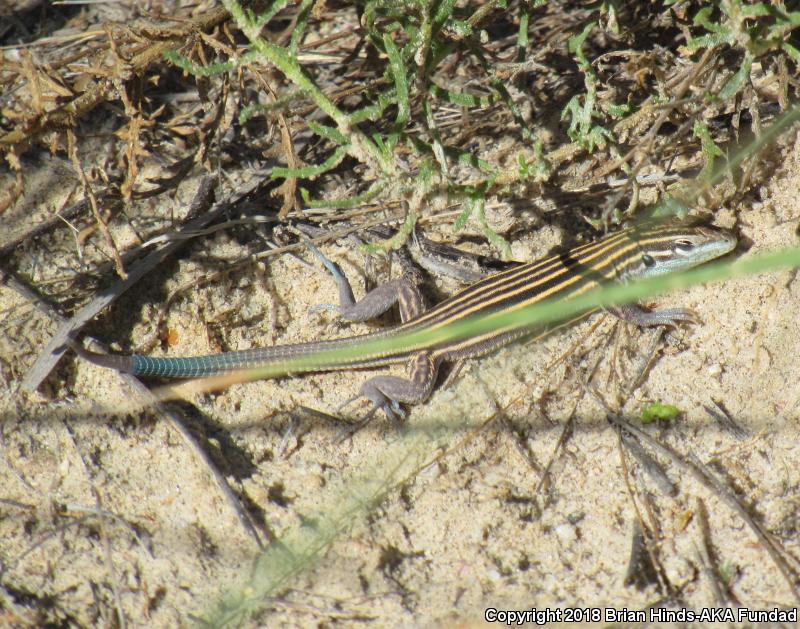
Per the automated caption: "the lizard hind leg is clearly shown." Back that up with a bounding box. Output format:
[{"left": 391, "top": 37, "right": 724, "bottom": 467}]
[
  {"left": 334, "top": 391, "right": 405, "bottom": 443},
  {"left": 357, "top": 352, "right": 440, "bottom": 422},
  {"left": 334, "top": 352, "right": 440, "bottom": 432}
]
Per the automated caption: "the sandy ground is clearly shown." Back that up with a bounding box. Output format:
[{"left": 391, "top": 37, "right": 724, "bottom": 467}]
[{"left": 2, "top": 133, "right": 800, "bottom": 626}]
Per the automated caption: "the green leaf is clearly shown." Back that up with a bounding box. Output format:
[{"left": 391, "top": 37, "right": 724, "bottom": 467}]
[
  {"left": 693, "top": 6, "right": 715, "bottom": 28},
  {"left": 272, "top": 146, "right": 348, "bottom": 179},
  {"left": 605, "top": 102, "right": 633, "bottom": 118},
  {"left": 300, "top": 179, "right": 386, "bottom": 209},
  {"left": 641, "top": 403, "right": 681, "bottom": 424},
  {"left": 740, "top": 3, "right": 771, "bottom": 19},
  {"left": 568, "top": 20, "right": 596, "bottom": 56},
  {"left": 781, "top": 41, "right": 800, "bottom": 63},
  {"left": 431, "top": 0, "right": 457, "bottom": 31},
  {"left": 383, "top": 33, "right": 410, "bottom": 126},
  {"left": 453, "top": 200, "right": 474, "bottom": 231},
  {"left": 307, "top": 121, "right": 350, "bottom": 146},
  {"left": 601, "top": 0, "right": 620, "bottom": 35},
  {"left": 718, "top": 53, "right": 753, "bottom": 100},
  {"left": 289, "top": 0, "right": 315, "bottom": 54},
  {"left": 253, "top": 0, "right": 288, "bottom": 28},
  {"left": 448, "top": 19, "right": 473, "bottom": 38},
  {"left": 685, "top": 32, "right": 731, "bottom": 50},
  {"left": 351, "top": 92, "right": 393, "bottom": 123},
  {"left": 164, "top": 49, "right": 259, "bottom": 77},
  {"left": 693, "top": 119, "right": 724, "bottom": 180},
  {"left": 476, "top": 199, "right": 512, "bottom": 260},
  {"left": 429, "top": 83, "right": 495, "bottom": 108},
  {"left": 719, "top": 561, "right": 734, "bottom": 586}
]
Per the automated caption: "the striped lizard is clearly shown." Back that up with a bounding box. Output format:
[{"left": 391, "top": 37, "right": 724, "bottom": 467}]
[{"left": 74, "top": 221, "right": 737, "bottom": 419}]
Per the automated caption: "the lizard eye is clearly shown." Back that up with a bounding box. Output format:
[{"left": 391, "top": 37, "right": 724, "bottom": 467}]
[
  {"left": 674, "top": 239, "right": 695, "bottom": 254},
  {"left": 641, "top": 254, "right": 656, "bottom": 267}
]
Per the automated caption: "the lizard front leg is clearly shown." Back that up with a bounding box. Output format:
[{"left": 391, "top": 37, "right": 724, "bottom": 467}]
[
  {"left": 609, "top": 304, "right": 697, "bottom": 327},
  {"left": 305, "top": 237, "right": 426, "bottom": 323}
]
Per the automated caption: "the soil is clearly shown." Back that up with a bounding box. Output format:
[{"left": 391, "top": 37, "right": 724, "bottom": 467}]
[{"left": 2, "top": 3, "right": 800, "bottom": 628}]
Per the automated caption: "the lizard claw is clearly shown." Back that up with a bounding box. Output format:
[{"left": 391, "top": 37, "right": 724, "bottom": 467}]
[{"left": 335, "top": 391, "right": 406, "bottom": 430}]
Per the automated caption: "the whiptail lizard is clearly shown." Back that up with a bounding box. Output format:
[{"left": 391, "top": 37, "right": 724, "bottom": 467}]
[{"left": 74, "top": 221, "right": 737, "bottom": 419}]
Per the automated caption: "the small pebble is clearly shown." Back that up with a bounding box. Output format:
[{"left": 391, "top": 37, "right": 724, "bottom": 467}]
[
  {"left": 707, "top": 363, "right": 723, "bottom": 378},
  {"left": 554, "top": 523, "right": 577, "bottom": 546}
]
